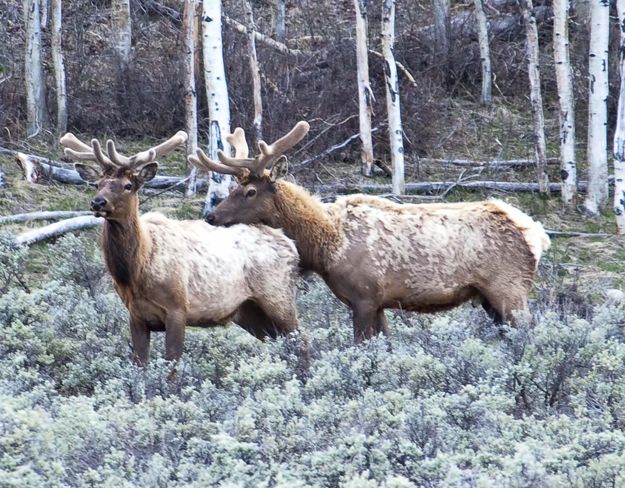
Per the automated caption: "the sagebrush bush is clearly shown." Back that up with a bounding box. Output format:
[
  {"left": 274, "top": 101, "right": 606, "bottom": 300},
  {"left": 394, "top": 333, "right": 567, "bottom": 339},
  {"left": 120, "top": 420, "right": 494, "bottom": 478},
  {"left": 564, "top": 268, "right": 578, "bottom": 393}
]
[{"left": 1, "top": 234, "right": 625, "bottom": 486}]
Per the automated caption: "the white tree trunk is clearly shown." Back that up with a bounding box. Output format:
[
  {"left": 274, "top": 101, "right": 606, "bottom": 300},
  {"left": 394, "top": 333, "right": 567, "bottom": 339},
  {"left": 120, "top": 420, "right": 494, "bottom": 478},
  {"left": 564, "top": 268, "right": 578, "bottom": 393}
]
[
  {"left": 183, "top": 0, "right": 198, "bottom": 197},
  {"left": 354, "top": 0, "right": 375, "bottom": 177},
  {"left": 584, "top": 0, "right": 610, "bottom": 214},
  {"left": 24, "top": 0, "right": 48, "bottom": 137},
  {"left": 473, "top": 0, "right": 492, "bottom": 105},
  {"left": 50, "top": 0, "right": 67, "bottom": 134},
  {"left": 553, "top": 0, "right": 577, "bottom": 205},
  {"left": 40, "top": 0, "right": 48, "bottom": 28},
  {"left": 111, "top": 0, "right": 131, "bottom": 69},
  {"left": 432, "top": 0, "right": 450, "bottom": 69},
  {"left": 275, "top": 0, "right": 286, "bottom": 42},
  {"left": 614, "top": 0, "right": 625, "bottom": 232},
  {"left": 202, "top": 0, "right": 232, "bottom": 214},
  {"left": 522, "top": 0, "right": 549, "bottom": 195},
  {"left": 245, "top": 0, "right": 263, "bottom": 144},
  {"left": 381, "top": 0, "right": 404, "bottom": 195}
]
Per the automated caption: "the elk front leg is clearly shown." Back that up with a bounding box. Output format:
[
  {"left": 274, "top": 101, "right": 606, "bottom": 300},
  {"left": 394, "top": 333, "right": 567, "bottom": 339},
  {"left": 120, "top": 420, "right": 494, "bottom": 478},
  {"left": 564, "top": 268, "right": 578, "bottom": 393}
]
[
  {"left": 129, "top": 315, "right": 150, "bottom": 366},
  {"left": 165, "top": 310, "right": 186, "bottom": 362}
]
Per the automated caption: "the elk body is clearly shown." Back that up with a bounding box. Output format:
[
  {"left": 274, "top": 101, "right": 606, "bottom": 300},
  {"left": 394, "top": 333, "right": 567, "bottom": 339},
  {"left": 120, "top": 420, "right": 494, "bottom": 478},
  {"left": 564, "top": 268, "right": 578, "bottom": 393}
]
[
  {"left": 61, "top": 132, "right": 303, "bottom": 365},
  {"left": 190, "top": 122, "right": 551, "bottom": 342}
]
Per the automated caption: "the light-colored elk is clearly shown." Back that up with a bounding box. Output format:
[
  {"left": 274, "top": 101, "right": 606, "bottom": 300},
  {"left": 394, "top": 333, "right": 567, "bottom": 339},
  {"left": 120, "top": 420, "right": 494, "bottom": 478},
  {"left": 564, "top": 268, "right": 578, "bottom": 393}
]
[
  {"left": 189, "top": 121, "right": 551, "bottom": 342},
  {"left": 61, "top": 131, "right": 304, "bottom": 365}
]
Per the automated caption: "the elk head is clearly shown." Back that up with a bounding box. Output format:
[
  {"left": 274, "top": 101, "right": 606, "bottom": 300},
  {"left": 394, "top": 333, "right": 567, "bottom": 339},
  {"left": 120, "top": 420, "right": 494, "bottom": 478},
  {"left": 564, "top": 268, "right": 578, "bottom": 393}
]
[
  {"left": 61, "top": 132, "right": 188, "bottom": 220},
  {"left": 188, "top": 121, "right": 309, "bottom": 227}
]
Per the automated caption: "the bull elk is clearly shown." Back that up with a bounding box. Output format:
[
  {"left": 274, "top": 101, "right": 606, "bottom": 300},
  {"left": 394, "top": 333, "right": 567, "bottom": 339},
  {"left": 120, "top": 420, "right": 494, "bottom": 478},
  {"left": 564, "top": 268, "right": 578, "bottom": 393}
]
[
  {"left": 61, "top": 131, "right": 305, "bottom": 366},
  {"left": 189, "top": 121, "right": 551, "bottom": 343}
]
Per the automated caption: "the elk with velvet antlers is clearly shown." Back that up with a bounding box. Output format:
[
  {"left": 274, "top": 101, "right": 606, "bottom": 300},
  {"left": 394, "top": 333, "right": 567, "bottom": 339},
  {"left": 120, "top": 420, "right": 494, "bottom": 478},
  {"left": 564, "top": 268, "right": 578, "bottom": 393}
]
[
  {"left": 189, "top": 121, "right": 551, "bottom": 343},
  {"left": 61, "top": 131, "right": 305, "bottom": 366}
]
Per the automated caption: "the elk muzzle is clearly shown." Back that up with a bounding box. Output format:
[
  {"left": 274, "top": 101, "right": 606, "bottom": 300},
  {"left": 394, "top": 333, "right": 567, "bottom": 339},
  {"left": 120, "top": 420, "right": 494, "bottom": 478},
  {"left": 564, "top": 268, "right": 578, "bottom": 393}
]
[{"left": 91, "top": 196, "right": 108, "bottom": 212}]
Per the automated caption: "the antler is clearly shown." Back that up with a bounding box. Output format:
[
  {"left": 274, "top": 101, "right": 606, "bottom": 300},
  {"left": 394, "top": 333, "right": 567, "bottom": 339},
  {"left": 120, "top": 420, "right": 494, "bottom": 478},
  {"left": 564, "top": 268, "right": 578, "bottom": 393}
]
[
  {"left": 216, "top": 121, "right": 310, "bottom": 176},
  {"left": 61, "top": 131, "right": 188, "bottom": 172},
  {"left": 188, "top": 127, "right": 250, "bottom": 177}
]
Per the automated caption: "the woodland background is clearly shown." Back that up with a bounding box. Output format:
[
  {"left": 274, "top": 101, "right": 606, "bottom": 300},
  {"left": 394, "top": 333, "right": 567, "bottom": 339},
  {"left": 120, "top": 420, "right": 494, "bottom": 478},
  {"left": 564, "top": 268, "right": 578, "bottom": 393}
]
[{"left": 3, "top": 0, "right": 625, "bottom": 486}]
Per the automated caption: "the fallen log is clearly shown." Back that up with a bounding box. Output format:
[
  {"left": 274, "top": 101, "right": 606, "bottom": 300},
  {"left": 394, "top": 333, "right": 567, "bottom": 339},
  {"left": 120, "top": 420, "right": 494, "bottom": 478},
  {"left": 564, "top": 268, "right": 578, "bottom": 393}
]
[
  {"left": 15, "top": 216, "right": 103, "bottom": 246},
  {"left": 0, "top": 211, "right": 92, "bottom": 225},
  {"left": 5, "top": 148, "right": 208, "bottom": 191},
  {"left": 315, "top": 180, "right": 591, "bottom": 194},
  {"left": 419, "top": 157, "right": 560, "bottom": 168},
  {"left": 545, "top": 230, "right": 611, "bottom": 238}
]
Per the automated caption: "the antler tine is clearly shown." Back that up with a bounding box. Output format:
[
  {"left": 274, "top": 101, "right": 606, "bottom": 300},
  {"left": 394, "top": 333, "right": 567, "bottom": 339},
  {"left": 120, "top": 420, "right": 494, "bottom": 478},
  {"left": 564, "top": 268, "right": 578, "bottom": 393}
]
[
  {"left": 60, "top": 133, "right": 93, "bottom": 153},
  {"left": 106, "top": 139, "right": 131, "bottom": 165},
  {"left": 91, "top": 139, "right": 116, "bottom": 168},
  {"left": 60, "top": 133, "right": 118, "bottom": 172},
  {"left": 226, "top": 127, "right": 249, "bottom": 158},
  {"left": 257, "top": 121, "right": 310, "bottom": 170},
  {"left": 216, "top": 151, "right": 259, "bottom": 171},
  {"left": 129, "top": 130, "right": 188, "bottom": 167},
  {"left": 190, "top": 148, "right": 245, "bottom": 177}
]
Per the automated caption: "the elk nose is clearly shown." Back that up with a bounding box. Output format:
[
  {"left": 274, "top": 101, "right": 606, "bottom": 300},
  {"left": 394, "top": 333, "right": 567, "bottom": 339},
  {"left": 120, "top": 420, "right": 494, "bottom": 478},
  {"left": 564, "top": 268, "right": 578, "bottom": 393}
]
[
  {"left": 91, "top": 196, "right": 107, "bottom": 211},
  {"left": 205, "top": 212, "right": 216, "bottom": 224}
]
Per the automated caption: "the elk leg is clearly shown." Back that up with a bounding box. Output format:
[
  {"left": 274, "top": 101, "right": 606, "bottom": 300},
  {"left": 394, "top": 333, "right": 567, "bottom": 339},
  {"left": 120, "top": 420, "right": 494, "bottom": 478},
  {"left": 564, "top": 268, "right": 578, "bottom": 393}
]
[
  {"left": 352, "top": 302, "right": 378, "bottom": 343},
  {"left": 233, "top": 300, "right": 275, "bottom": 339},
  {"left": 478, "top": 286, "right": 529, "bottom": 325},
  {"left": 129, "top": 315, "right": 150, "bottom": 366},
  {"left": 164, "top": 310, "right": 186, "bottom": 362},
  {"left": 375, "top": 308, "right": 390, "bottom": 336}
]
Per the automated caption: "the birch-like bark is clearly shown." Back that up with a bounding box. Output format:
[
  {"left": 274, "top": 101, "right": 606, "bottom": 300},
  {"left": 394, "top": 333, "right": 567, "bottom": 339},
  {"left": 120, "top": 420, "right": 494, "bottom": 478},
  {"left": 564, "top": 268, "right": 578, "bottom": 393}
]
[
  {"left": 40, "top": 0, "right": 48, "bottom": 28},
  {"left": 24, "top": 0, "right": 48, "bottom": 137},
  {"left": 381, "top": 0, "right": 404, "bottom": 195},
  {"left": 614, "top": 0, "right": 625, "bottom": 232},
  {"left": 432, "top": 0, "right": 450, "bottom": 71},
  {"left": 51, "top": 0, "right": 67, "bottom": 134},
  {"left": 245, "top": 0, "right": 263, "bottom": 144},
  {"left": 183, "top": 0, "right": 198, "bottom": 197},
  {"left": 111, "top": 0, "right": 131, "bottom": 69},
  {"left": 521, "top": 0, "right": 549, "bottom": 195},
  {"left": 354, "top": 0, "right": 375, "bottom": 176},
  {"left": 275, "top": 0, "right": 286, "bottom": 42},
  {"left": 202, "top": 0, "right": 232, "bottom": 214},
  {"left": 553, "top": 0, "right": 576, "bottom": 205},
  {"left": 584, "top": 0, "right": 610, "bottom": 214},
  {"left": 473, "top": 0, "right": 492, "bottom": 105}
]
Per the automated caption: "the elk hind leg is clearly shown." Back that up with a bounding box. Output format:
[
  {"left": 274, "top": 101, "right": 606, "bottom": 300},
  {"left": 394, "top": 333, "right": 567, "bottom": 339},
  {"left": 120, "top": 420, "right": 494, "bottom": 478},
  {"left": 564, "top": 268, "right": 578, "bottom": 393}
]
[
  {"left": 352, "top": 301, "right": 379, "bottom": 344},
  {"left": 478, "top": 285, "right": 529, "bottom": 325}
]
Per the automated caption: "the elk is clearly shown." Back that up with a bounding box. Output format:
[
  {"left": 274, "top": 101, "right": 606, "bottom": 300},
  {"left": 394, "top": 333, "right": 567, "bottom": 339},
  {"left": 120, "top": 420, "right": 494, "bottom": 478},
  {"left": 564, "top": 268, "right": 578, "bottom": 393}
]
[
  {"left": 189, "top": 121, "right": 551, "bottom": 343},
  {"left": 61, "top": 131, "right": 305, "bottom": 366}
]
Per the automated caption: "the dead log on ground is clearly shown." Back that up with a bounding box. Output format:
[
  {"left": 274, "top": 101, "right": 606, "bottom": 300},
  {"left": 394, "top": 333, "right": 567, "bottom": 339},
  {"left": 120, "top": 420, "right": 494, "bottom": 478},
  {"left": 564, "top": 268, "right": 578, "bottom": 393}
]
[
  {"left": 5, "top": 148, "right": 208, "bottom": 191},
  {"left": 420, "top": 157, "right": 559, "bottom": 168},
  {"left": 15, "top": 215, "right": 103, "bottom": 246},
  {"left": 315, "top": 180, "right": 591, "bottom": 194},
  {"left": 545, "top": 230, "right": 611, "bottom": 238},
  {"left": 0, "top": 211, "right": 92, "bottom": 225}
]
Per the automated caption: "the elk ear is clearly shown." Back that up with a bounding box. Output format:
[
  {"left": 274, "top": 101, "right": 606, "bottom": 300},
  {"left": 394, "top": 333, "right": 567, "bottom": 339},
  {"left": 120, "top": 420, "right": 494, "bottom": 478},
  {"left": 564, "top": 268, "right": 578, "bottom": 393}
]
[
  {"left": 136, "top": 162, "right": 158, "bottom": 185},
  {"left": 74, "top": 163, "right": 101, "bottom": 183},
  {"left": 269, "top": 157, "right": 289, "bottom": 182}
]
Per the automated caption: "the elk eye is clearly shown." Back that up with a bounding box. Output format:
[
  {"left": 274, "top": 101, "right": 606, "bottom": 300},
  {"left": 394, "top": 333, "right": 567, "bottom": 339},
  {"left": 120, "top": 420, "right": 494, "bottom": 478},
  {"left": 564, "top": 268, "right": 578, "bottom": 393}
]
[
  {"left": 124, "top": 183, "right": 133, "bottom": 191},
  {"left": 246, "top": 187, "right": 257, "bottom": 198}
]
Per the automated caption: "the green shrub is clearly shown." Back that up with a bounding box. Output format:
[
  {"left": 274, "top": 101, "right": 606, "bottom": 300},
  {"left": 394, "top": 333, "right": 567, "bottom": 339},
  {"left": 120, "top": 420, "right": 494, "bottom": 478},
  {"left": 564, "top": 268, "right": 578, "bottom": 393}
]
[{"left": 2, "top": 236, "right": 625, "bottom": 485}]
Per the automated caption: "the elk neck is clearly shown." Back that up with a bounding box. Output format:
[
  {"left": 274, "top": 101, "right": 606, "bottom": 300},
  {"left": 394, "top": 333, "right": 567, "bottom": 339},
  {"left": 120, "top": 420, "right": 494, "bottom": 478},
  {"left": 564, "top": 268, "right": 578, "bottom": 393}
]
[
  {"left": 274, "top": 180, "right": 342, "bottom": 272},
  {"left": 101, "top": 197, "right": 150, "bottom": 289}
]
